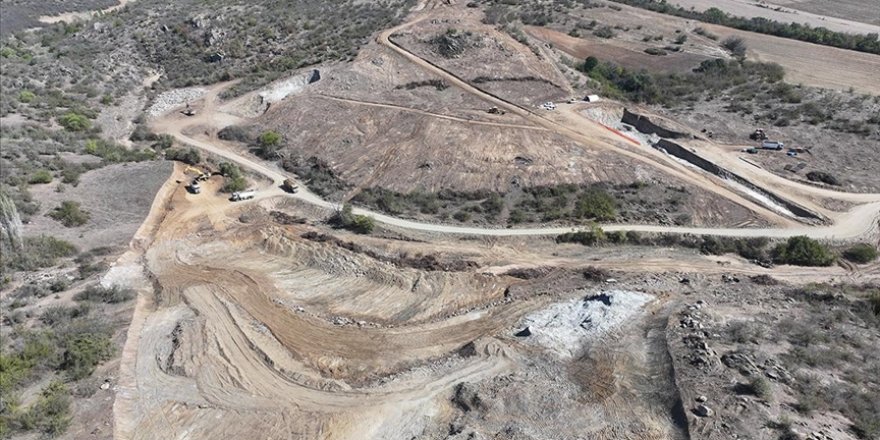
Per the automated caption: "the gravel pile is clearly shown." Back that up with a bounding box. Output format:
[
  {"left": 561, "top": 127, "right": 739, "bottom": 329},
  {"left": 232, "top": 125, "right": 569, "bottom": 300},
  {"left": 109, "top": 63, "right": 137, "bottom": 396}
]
[
  {"left": 519, "top": 289, "right": 653, "bottom": 358},
  {"left": 147, "top": 87, "right": 206, "bottom": 116}
]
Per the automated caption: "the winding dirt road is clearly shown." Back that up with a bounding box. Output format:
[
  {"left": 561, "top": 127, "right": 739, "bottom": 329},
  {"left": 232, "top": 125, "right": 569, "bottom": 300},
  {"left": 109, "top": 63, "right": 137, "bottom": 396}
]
[{"left": 152, "top": 32, "right": 880, "bottom": 242}]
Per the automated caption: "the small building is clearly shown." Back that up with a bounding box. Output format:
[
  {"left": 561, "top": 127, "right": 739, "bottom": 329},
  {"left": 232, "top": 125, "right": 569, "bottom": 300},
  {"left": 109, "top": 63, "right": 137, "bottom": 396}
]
[{"left": 584, "top": 94, "right": 601, "bottom": 103}]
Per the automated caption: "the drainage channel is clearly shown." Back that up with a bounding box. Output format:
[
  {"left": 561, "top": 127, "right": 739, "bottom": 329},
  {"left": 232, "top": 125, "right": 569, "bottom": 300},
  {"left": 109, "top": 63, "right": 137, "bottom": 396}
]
[{"left": 654, "top": 139, "right": 824, "bottom": 223}]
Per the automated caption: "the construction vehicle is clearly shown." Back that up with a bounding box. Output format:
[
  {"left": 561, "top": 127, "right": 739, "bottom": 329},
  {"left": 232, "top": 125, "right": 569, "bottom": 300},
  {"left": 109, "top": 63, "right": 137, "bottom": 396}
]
[
  {"left": 487, "top": 106, "right": 506, "bottom": 115},
  {"left": 182, "top": 103, "right": 196, "bottom": 117},
  {"left": 282, "top": 178, "right": 299, "bottom": 193},
  {"left": 749, "top": 128, "right": 767, "bottom": 141},
  {"left": 184, "top": 166, "right": 211, "bottom": 182},
  {"left": 761, "top": 140, "right": 784, "bottom": 150},
  {"left": 230, "top": 190, "right": 256, "bottom": 202},
  {"left": 188, "top": 181, "right": 202, "bottom": 194}
]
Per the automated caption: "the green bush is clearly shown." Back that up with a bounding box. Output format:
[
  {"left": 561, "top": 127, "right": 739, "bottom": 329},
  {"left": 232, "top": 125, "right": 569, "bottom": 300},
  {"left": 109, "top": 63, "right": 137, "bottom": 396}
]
[
  {"left": 11, "top": 380, "right": 71, "bottom": 437},
  {"left": 842, "top": 243, "right": 877, "bottom": 264},
  {"left": 28, "top": 169, "right": 53, "bottom": 184},
  {"left": 556, "top": 224, "right": 607, "bottom": 246},
  {"left": 84, "top": 139, "right": 154, "bottom": 163},
  {"left": 256, "top": 131, "right": 282, "bottom": 158},
  {"left": 60, "top": 334, "right": 114, "bottom": 381},
  {"left": 573, "top": 189, "right": 617, "bottom": 221},
  {"left": 772, "top": 236, "right": 835, "bottom": 266},
  {"left": 164, "top": 148, "right": 202, "bottom": 165},
  {"left": 18, "top": 90, "right": 35, "bottom": 103},
  {"left": 330, "top": 204, "right": 375, "bottom": 234},
  {"left": 74, "top": 285, "right": 135, "bottom": 304},
  {"left": 48, "top": 201, "right": 90, "bottom": 227},
  {"left": 57, "top": 112, "right": 91, "bottom": 132}
]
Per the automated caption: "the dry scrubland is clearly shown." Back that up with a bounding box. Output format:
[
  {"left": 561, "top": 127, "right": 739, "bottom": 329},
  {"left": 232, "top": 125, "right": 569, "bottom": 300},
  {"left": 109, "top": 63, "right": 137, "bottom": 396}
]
[{"left": 1, "top": 0, "right": 879, "bottom": 439}]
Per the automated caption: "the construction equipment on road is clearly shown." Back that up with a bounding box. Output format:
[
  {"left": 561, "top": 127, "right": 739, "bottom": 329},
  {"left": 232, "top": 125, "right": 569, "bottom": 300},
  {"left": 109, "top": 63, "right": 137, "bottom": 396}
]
[
  {"left": 749, "top": 128, "right": 767, "bottom": 141},
  {"left": 487, "top": 106, "right": 506, "bottom": 115},
  {"left": 188, "top": 181, "right": 202, "bottom": 194},
  {"left": 761, "top": 140, "right": 784, "bottom": 150},
  {"left": 541, "top": 102, "right": 556, "bottom": 111},
  {"left": 182, "top": 103, "right": 196, "bottom": 117},
  {"left": 230, "top": 190, "right": 256, "bottom": 202},
  {"left": 282, "top": 179, "right": 299, "bottom": 193}
]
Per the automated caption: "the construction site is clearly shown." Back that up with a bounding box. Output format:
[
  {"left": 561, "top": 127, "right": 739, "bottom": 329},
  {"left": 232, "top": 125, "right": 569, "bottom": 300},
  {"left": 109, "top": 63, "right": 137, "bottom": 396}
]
[{"left": 1, "top": 0, "right": 879, "bottom": 439}]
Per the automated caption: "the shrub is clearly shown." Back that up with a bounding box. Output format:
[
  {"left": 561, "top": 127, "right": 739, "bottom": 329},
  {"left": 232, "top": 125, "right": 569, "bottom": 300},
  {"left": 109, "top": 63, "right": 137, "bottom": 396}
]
[
  {"left": 722, "top": 36, "right": 747, "bottom": 57},
  {"left": 329, "top": 204, "right": 375, "bottom": 234},
  {"left": 12, "top": 380, "right": 71, "bottom": 436},
  {"left": 48, "top": 201, "right": 90, "bottom": 227},
  {"left": 749, "top": 376, "right": 773, "bottom": 400},
  {"left": 593, "top": 26, "right": 616, "bottom": 39},
  {"left": 27, "top": 170, "right": 53, "bottom": 184},
  {"left": 18, "top": 90, "right": 35, "bottom": 103},
  {"left": 83, "top": 139, "right": 154, "bottom": 163},
  {"left": 842, "top": 243, "right": 877, "bottom": 264},
  {"left": 772, "top": 236, "right": 834, "bottom": 266},
  {"left": 218, "top": 163, "right": 247, "bottom": 193},
  {"left": 255, "top": 131, "right": 283, "bottom": 158},
  {"left": 556, "top": 224, "right": 607, "bottom": 246},
  {"left": 164, "top": 148, "right": 201, "bottom": 165},
  {"left": 74, "top": 285, "right": 135, "bottom": 304},
  {"left": 60, "top": 333, "right": 114, "bottom": 381},
  {"left": 582, "top": 56, "right": 599, "bottom": 72},
  {"left": 573, "top": 189, "right": 616, "bottom": 221},
  {"left": 2, "top": 236, "right": 77, "bottom": 271},
  {"left": 57, "top": 112, "right": 91, "bottom": 132}
]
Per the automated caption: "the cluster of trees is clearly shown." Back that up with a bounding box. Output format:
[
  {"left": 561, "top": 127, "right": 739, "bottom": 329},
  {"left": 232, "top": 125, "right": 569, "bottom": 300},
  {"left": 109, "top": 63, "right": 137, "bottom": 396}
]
[
  {"left": 607, "top": 0, "right": 880, "bottom": 55},
  {"left": 330, "top": 204, "right": 375, "bottom": 234},
  {"left": 580, "top": 56, "right": 784, "bottom": 106},
  {"left": 219, "top": 162, "right": 247, "bottom": 193}
]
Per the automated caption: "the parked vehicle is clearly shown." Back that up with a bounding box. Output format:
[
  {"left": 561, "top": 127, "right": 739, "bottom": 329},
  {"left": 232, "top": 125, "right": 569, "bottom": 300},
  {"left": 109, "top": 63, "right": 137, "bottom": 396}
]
[{"left": 230, "top": 190, "right": 256, "bottom": 201}]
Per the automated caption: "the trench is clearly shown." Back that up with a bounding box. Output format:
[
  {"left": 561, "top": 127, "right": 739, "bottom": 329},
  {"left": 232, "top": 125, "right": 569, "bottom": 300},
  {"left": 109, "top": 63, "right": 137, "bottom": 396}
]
[{"left": 653, "top": 139, "right": 823, "bottom": 223}]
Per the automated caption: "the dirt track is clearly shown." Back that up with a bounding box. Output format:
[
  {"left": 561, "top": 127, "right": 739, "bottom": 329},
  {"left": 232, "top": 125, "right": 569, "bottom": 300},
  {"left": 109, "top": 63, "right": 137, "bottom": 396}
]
[{"left": 115, "top": 2, "right": 880, "bottom": 438}]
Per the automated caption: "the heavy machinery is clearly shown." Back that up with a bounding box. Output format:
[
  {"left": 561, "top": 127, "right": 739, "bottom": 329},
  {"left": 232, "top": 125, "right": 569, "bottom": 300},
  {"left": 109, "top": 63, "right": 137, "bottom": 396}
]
[
  {"left": 188, "top": 181, "right": 202, "bottom": 194},
  {"left": 230, "top": 190, "right": 256, "bottom": 202},
  {"left": 184, "top": 166, "right": 211, "bottom": 182},
  {"left": 749, "top": 128, "right": 767, "bottom": 141},
  {"left": 487, "top": 106, "right": 506, "bottom": 115},
  {"left": 282, "top": 178, "right": 299, "bottom": 193}
]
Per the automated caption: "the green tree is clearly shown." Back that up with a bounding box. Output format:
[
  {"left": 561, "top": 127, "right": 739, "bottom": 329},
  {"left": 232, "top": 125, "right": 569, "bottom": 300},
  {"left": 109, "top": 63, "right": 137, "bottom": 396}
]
[
  {"left": 582, "top": 56, "right": 599, "bottom": 72},
  {"left": 256, "top": 131, "right": 282, "bottom": 158},
  {"left": 772, "top": 236, "right": 834, "bottom": 266},
  {"left": 574, "top": 189, "right": 617, "bottom": 221}
]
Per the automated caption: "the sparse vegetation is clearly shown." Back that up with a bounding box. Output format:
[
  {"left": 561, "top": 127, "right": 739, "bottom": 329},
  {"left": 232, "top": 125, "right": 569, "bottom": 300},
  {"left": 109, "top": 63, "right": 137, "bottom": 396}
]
[
  {"left": 164, "top": 147, "right": 202, "bottom": 166},
  {"left": 48, "top": 201, "right": 90, "bottom": 227},
  {"left": 74, "top": 284, "right": 135, "bottom": 304},
  {"left": 606, "top": 0, "right": 880, "bottom": 55},
  {"left": 721, "top": 36, "right": 747, "bottom": 58},
  {"left": 843, "top": 243, "right": 878, "bottom": 264}
]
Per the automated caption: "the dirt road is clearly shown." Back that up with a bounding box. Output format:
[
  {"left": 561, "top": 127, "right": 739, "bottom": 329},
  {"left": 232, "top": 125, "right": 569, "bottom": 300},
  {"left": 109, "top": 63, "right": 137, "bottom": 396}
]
[{"left": 147, "top": 9, "right": 879, "bottom": 243}]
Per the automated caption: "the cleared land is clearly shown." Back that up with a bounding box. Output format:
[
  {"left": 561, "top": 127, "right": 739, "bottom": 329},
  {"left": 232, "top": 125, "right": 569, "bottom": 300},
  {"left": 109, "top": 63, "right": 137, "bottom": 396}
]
[{"left": 666, "top": 0, "right": 880, "bottom": 34}]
